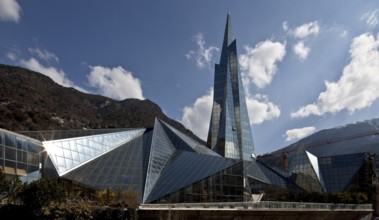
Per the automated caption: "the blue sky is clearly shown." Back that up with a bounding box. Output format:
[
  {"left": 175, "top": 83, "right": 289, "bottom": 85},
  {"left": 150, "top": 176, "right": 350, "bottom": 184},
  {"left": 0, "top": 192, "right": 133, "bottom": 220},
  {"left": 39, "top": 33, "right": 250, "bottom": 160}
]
[{"left": 0, "top": 0, "right": 378, "bottom": 155}]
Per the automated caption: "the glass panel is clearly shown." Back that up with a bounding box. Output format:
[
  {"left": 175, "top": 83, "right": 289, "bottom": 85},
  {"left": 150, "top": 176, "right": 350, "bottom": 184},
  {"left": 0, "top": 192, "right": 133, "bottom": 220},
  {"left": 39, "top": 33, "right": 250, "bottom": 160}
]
[
  {"left": 5, "top": 147, "right": 16, "bottom": 161},
  {"left": 0, "top": 131, "right": 3, "bottom": 145},
  {"left": 27, "top": 142, "right": 41, "bottom": 153},
  {"left": 16, "top": 137, "right": 24, "bottom": 149},
  {"left": 72, "top": 152, "right": 80, "bottom": 161},
  {"left": 17, "top": 150, "right": 27, "bottom": 163},
  {"left": 27, "top": 153, "right": 39, "bottom": 165},
  {"left": 4, "top": 160, "right": 16, "bottom": 174},
  {"left": 4, "top": 134, "right": 15, "bottom": 147},
  {"left": 57, "top": 156, "right": 66, "bottom": 168},
  {"left": 0, "top": 145, "right": 4, "bottom": 158},
  {"left": 27, "top": 165, "right": 39, "bottom": 173}
]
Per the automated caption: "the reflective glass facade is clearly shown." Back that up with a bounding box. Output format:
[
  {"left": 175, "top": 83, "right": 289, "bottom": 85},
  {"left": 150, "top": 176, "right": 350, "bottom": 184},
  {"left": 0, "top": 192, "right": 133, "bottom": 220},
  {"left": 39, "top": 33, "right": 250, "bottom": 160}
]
[
  {"left": 152, "top": 162, "right": 250, "bottom": 203},
  {"left": 256, "top": 143, "right": 375, "bottom": 194},
  {"left": 0, "top": 129, "right": 42, "bottom": 182},
  {"left": 62, "top": 133, "right": 146, "bottom": 198},
  {"left": 3, "top": 116, "right": 375, "bottom": 204},
  {"left": 42, "top": 129, "right": 145, "bottom": 176},
  {"left": 19, "top": 118, "right": 251, "bottom": 204},
  {"left": 319, "top": 153, "right": 366, "bottom": 193},
  {"left": 146, "top": 151, "right": 237, "bottom": 203},
  {"left": 142, "top": 119, "right": 250, "bottom": 203},
  {"left": 207, "top": 13, "right": 255, "bottom": 161}
]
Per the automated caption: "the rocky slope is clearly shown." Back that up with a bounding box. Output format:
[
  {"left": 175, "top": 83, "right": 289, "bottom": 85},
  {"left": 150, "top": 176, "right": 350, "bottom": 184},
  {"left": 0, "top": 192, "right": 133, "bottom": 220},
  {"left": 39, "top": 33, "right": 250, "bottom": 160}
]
[{"left": 0, "top": 64, "right": 205, "bottom": 144}]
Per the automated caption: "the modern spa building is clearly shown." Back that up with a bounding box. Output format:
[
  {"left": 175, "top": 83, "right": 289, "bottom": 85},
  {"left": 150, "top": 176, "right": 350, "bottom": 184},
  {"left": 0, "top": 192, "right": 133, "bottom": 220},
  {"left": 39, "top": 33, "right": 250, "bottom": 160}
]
[{"left": 0, "top": 13, "right": 377, "bottom": 204}]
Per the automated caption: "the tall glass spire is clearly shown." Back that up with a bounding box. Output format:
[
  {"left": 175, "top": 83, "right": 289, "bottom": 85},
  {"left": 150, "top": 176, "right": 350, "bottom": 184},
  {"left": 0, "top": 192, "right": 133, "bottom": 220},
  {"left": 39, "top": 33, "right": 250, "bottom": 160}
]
[{"left": 207, "top": 13, "right": 255, "bottom": 161}]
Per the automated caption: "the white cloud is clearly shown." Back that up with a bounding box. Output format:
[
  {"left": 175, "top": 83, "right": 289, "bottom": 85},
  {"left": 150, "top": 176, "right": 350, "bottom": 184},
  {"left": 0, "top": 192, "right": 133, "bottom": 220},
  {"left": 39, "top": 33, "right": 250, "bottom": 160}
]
[
  {"left": 0, "top": 0, "right": 21, "bottom": 23},
  {"left": 181, "top": 88, "right": 280, "bottom": 140},
  {"left": 284, "top": 21, "right": 320, "bottom": 60},
  {"left": 293, "top": 21, "right": 320, "bottom": 39},
  {"left": 292, "top": 32, "right": 379, "bottom": 118},
  {"left": 181, "top": 88, "right": 213, "bottom": 140},
  {"left": 87, "top": 65, "right": 144, "bottom": 100},
  {"left": 282, "top": 21, "right": 289, "bottom": 31},
  {"left": 28, "top": 48, "right": 59, "bottom": 63},
  {"left": 340, "top": 30, "right": 348, "bottom": 38},
  {"left": 246, "top": 93, "right": 281, "bottom": 124},
  {"left": 239, "top": 40, "right": 286, "bottom": 88},
  {"left": 19, "top": 58, "right": 86, "bottom": 92},
  {"left": 185, "top": 33, "right": 219, "bottom": 69},
  {"left": 292, "top": 41, "right": 310, "bottom": 60},
  {"left": 361, "top": 9, "right": 379, "bottom": 28},
  {"left": 6, "top": 51, "right": 17, "bottom": 61},
  {"left": 285, "top": 126, "right": 315, "bottom": 142}
]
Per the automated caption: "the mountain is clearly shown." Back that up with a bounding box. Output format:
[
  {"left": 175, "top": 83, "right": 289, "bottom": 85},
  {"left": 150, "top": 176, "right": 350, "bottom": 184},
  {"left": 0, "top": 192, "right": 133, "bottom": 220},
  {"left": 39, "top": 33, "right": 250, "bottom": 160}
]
[{"left": 0, "top": 64, "right": 205, "bottom": 144}]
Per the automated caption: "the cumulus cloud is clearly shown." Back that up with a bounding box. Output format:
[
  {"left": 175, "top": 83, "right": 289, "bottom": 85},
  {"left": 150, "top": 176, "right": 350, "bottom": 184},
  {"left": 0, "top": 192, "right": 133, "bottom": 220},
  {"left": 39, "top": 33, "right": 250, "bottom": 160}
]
[
  {"left": 19, "top": 57, "right": 86, "bottom": 92},
  {"left": 87, "top": 66, "right": 144, "bottom": 100},
  {"left": 0, "top": 0, "right": 21, "bottom": 23},
  {"left": 246, "top": 93, "right": 281, "bottom": 124},
  {"left": 239, "top": 40, "right": 286, "bottom": 88},
  {"left": 285, "top": 126, "right": 316, "bottom": 142},
  {"left": 181, "top": 89, "right": 213, "bottom": 140},
  {"left": 292, "top": 41, "right": 310, "bottom": 60},
  {"left": 292, "top": 32, "right": 379, "bottom": 118},
  {"left": 293, "top": 21, "right": 320, "bottom": 39},
  {"left": 185, "top": 33, "right": 219, "bottom": 69},
  {"left": 284, "top": 21, "right": 320, "bottom": 61},
  {"left": 361, "top": 9, "right": 378, "bottom": 28},
  {"left": 181, "top": 88, "right": 280, "bottom": 140},
  {"left": 28, "top": 48, "right": 59, "bottom": 63}
]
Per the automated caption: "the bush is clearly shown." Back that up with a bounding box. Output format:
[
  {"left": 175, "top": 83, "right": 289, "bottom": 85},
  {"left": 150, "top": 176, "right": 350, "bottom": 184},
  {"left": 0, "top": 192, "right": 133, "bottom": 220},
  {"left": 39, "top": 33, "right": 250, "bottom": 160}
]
[
  {"left": 96, "top": 188, "right": 116, "bottom": 206},
  {"left": 20, "top": 178, "right": 66, "bottom": 210},
  {"left": 40, "top": 201, "right": 92, "bottom": 220}
]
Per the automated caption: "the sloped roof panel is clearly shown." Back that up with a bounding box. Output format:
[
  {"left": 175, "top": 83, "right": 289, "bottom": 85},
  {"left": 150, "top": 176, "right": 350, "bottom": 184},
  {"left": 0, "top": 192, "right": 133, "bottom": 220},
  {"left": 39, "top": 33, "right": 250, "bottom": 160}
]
[
  {"left": 319, "top": 153, "right": 366, "bottom": 193},
  {"left": 43, "top": 129, "right": 145, "bottom": 176},
  {"left": 62, "top": 134, "right": 145, "bottom": 202},
  {"left": 146, "top": 151, "right": 237, "bottom": 203}
]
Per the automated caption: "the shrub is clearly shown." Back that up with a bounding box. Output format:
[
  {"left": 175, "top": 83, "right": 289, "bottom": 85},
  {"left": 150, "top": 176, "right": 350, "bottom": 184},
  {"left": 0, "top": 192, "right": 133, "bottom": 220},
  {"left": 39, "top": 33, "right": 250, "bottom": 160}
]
[
  {"left": 20, "top": 178, "right": 66, "bottom": 210},
  {"left": 40, "top": 201, "right": 92, "bottom": 220},
  {"left": 96, "top": 188, "right": 116, "bottom": 206}
]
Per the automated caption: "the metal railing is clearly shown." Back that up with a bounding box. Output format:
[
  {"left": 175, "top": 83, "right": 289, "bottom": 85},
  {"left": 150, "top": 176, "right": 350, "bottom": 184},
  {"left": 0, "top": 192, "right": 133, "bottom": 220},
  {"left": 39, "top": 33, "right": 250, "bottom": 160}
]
[{"left": 139, "top": 201, "right": 373, "bottom": 211}]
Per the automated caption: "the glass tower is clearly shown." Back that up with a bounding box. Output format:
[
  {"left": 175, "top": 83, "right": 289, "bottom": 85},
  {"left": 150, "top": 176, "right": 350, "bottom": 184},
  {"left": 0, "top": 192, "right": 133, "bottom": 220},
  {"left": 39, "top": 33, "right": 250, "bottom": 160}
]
[{"left": 207, "top": 13, "right": 255, "bottom": 161}]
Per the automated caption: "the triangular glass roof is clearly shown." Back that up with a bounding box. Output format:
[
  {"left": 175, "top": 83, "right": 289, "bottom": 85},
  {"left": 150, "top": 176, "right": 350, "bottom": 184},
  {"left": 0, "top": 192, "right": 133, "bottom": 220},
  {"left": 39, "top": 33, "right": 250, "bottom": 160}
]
[
  {"left": 245, "top": 160, "right": 271, "bottom": 184},
  {"left": 159, "top": 119, "right": 220, "bottom": 156},
  {"left": 62, "top": 134, "right": 146, "bottom": 201},
  {"left": 142, "top": 119, "right": 176, "bottom": 203},
  {"left": 43, "top": 129, "right": 145, "bottom": 176},
  {"left": 287, "top": 144, "right": 324, "bottom": 192},
  {"left": 145, "top": 151, "right": 238, "bottom": 203},
  {"left": 318, "top": 153, "right": 366, "bottom": 193}
]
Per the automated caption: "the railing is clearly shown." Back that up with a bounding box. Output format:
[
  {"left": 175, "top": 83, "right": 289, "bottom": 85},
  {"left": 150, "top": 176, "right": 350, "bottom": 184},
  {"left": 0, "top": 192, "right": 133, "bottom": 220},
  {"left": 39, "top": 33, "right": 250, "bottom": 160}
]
[{"left": 139, "top": 201, "right": 373, "bottom": 211}]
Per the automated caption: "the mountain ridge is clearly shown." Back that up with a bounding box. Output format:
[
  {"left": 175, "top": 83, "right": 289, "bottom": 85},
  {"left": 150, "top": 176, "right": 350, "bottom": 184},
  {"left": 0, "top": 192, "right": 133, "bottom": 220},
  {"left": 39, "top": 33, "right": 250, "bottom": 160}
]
[{"left": 0, "top": 64, "right": 205, "bottom": 144}]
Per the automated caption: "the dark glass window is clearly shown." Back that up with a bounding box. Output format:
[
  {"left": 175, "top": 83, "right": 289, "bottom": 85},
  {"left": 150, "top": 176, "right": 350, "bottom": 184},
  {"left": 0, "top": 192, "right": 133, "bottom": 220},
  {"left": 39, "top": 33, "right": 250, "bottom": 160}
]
[{"left": 5, "top": 147, "right": 16, "bottom": 161}]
